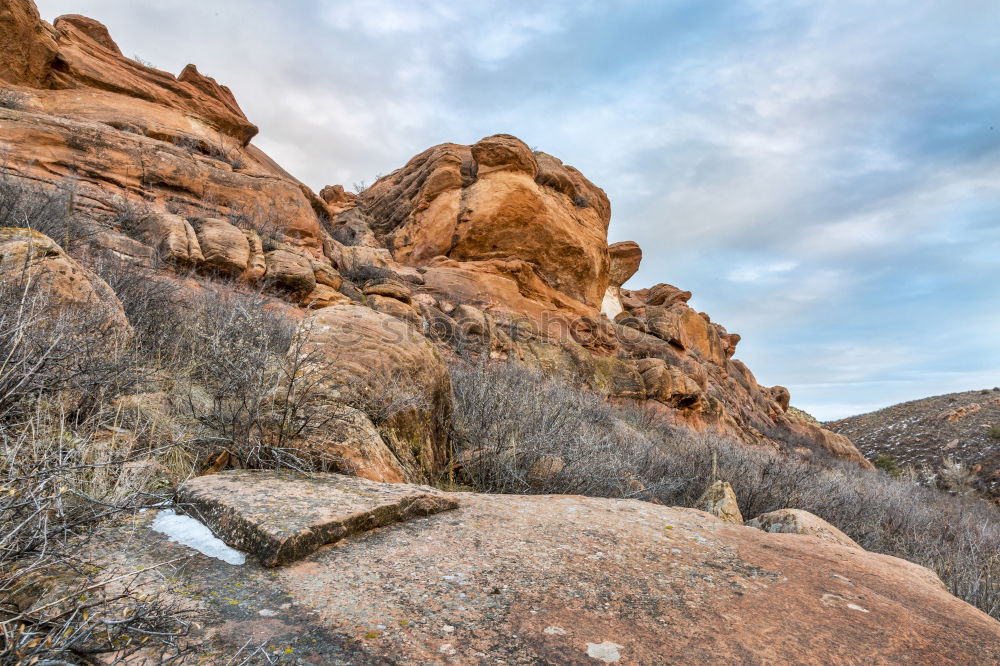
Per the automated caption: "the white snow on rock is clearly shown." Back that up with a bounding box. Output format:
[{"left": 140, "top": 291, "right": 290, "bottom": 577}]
[{"left": 151, "top": 509, "right": 246, "bottom": 565}]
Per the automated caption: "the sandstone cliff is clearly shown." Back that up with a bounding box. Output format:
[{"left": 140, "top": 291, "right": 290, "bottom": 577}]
[{"left": 0, "top": 0, "right": 868, "bottom": 477}]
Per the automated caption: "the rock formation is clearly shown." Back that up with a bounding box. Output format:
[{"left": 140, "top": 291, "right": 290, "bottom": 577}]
[
  {"left": 695, "top": 480, "right": 744, "bottom": 523},
  {"left": 0, "top": 11, "right": 852, "bottom": 469},
  {"left": 0, "top": 226, "right": 129, "bottom": 335},
  {"left": 747, "top": 508, "right": 862, "bottom": 550},
  {"left": 0, "top": 0, "right": 870, "bottom": 472}
]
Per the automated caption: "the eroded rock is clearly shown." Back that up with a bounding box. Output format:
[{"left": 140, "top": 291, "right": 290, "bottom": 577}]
[
  {"left": 106, "top": 491, "right": 1000, "bottom": 663},
  {"left": 695, "top": 480, "right": 743, "bottom": 523}
]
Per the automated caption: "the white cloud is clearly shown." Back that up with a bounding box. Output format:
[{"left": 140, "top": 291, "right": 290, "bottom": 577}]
[{"left": 727, "top": 261, "right": 797, "bottom": 283}]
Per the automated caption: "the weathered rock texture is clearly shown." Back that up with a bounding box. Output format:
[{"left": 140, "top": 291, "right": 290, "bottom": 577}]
[
  {"left": 359, "top": 134, "right": 611, "bottom": 313},
  {"left": 92, "top": 489, "right": 1000, "bottom": 663},
  {"left": 176, "top": 471, "right": 457, "bottom": 567},
  {"left": 297, "top": 305, "right": 453, "bottom": 482},
  {"left": 348, "top": 138, "right": 869, "bottom": 467},
  {"left": 695, "top": 480, "right": 744, "bottom": 524},
  {"left": 0, "top": 227, "right": 129, "bottom": 334},
  {"left": 0, "top": 0, "right": 327, "bottom": 258}
]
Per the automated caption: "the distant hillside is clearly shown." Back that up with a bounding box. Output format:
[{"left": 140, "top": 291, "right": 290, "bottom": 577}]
[{"left": 827, "top": 388, "right": 1000, "bottom": 497}]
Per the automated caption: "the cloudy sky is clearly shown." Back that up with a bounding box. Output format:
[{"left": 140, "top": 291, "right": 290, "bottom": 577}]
[{"left": 37, "top": 0, "right": 1000, "bottom": 419}]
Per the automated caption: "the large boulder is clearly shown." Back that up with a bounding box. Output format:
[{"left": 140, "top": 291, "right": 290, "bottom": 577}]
[
  {"left": 136, "top": 213, "right": 204, "bottom": 266},
  {"left": 607, "top": 240, "right": 641, "bottom": 287},
  {"left": 264, "top": 248, "right": 316, "bottom": 297},
  {"left": 296, "top": 305, "right": 452, "bottom": 482},
  {"left": 189, "top": 217, "right": 249, "bottom": 276},
  {"left": 746, "top": 508, "right": 862, "bottom": 550},
  {"left": 360, "top": 134, "right": 611, "bottom": 311},
  {"left": 0, "top": 227, "right": 129, "bottom": 335},
  {"left": 115, "top": 491, "right": 1000, "bottom": 662}
]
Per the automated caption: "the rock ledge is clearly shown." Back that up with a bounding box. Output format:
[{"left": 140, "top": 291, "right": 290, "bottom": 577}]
[{"left": 175, "top": 470, "right": 458, "bottom": 566}]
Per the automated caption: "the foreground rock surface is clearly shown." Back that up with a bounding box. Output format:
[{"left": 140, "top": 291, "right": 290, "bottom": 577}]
[
  {"left": 93, "top": 489, "right": 1000, "bottom": 663},
  {"left": 176, "top": 471, "right": 457, "bottom": 567}
]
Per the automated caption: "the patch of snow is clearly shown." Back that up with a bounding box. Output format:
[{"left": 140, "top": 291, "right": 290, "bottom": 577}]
[
  {"left": 151, "top": 509, "right": 246, "bottom": 565},
  {"left": 601, "top": 286, "right": 623, "bottom": 320},
  {"left": 587, "top": 641, "right": 624, "bottom": 663}
]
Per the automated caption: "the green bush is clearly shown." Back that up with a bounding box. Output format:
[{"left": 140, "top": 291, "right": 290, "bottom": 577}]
[{"left": 874, "top": 454, "right": 901, "bottom": 478}]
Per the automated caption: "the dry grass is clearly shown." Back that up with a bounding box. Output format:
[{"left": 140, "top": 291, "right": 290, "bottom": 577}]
[
  {"left": 0, "top": 276, "right": 193, "bottom": 662},
  {"left": 451, "top": 361, "right": 1000, "bottom": 619}
]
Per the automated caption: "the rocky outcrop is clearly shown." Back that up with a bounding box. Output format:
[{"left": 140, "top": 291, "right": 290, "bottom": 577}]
[
  {"left": 359, "top": 134, "right": 611, "bottom": 312},
  {"left": 607, "top": 240, "right": 641, "bottom": 287},
  {"left": 0, "top": 0, "right": 58, "bottom": 87},
  {"left": 695, "top": 480, "right": 744, "bottom": 523},
  {"left": 0, "top": 0, "right": 869, "bottom": 472},
  {"left": 0, "top": 0, "right": 327, "bottom": 258},
  {"left": 295, "top": 305, "right": 453, "bottom": 482},
  {"left": 101, "top": 488, "right": 1000, "bottom": 662},
  {"left": 0, "top": 227, "right": 129, "bottom": 335}
]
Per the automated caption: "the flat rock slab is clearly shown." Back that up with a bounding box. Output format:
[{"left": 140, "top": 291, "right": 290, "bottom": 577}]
[{"left": 175, "top": 470, "right": 458, "bottom": 567}]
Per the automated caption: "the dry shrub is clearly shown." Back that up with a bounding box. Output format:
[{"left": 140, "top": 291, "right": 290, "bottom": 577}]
[
  {"left": 0, "top": 169, "right": 94, "bottom": 251},
  {"left": 451, "top": 360, "right": 1000, "bottom": 618},
  {"left": 0, "top": 276, "right": 192, "bottom": 663},
  {"left": 0, "top": 274, "right": 142, "bottom": 427},
  {"left": 102, "top": 194, "right": 154, "bottom": 236},
  {"left": 227, "top": 202, "right": 282, "bottom": 250}
]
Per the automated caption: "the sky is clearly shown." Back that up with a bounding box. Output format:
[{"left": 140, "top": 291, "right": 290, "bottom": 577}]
[{"left": 35, "top": 0, "right": 1000, "bottom": 420}]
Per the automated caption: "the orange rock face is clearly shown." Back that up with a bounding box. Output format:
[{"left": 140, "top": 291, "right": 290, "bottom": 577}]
[
  {"left": 607, "top": 240, "right": 642, "bottom": 287},
  {"left": 359, "top": 134, "right": 611, "bottom": 312},
  {"left": 0, "top": 1, "right": 327, "bottom": 258},
  {"left": 0, "top": 227, "right": 130, "bottom": 335}
]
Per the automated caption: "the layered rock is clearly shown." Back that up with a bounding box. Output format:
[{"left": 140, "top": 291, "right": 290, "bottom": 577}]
[
  {"left": 357, "top": 134, "right": 611, "bottom": 314},
  {"left": 0, "top": 0, "right": 327, "bottom": 258},
  {"left": 0, "top": 0, "right": 870, "bottom": 473},
  {"left": 176, "top": 471, "right": 457, "bottom": 567}
]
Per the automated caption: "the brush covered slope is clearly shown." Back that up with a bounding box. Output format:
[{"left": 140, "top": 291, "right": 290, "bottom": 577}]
[{"left": 828, "top": 388, "right": 1000, "bottom": 498}]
